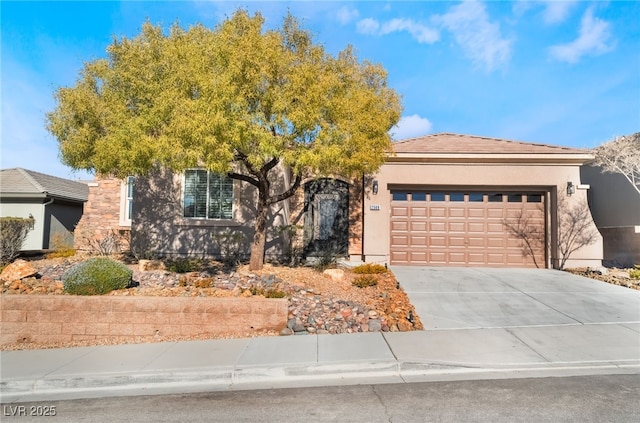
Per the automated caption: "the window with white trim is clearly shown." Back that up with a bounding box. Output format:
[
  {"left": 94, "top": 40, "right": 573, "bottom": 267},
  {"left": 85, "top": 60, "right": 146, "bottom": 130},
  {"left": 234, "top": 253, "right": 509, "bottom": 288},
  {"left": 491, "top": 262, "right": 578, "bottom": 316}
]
[
  {"left": 119, "top": 176, "right": 134, "bottom": 226},
  {"left": 183, "top": 170, "right": 233, "bottom": 219}
]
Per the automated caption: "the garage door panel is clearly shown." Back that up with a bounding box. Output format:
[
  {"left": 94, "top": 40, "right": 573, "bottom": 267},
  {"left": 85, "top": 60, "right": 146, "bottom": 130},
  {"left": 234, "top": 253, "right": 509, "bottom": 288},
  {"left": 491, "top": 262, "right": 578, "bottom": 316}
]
[
  {"left": 468, "top": 237, "right": 485, "bottom": 247},
  {"left": 411, "top": 236, "right": 427, "bottom": 246},
  {"left": 430, "top": 208, "right": 446, "bottom": 217},
  {"left": 449, "top": 237, "right": 465, "bottom": 247},
  {"left": 448, "top": 222, "right": 465, "bottom": 232},
  {"left": 410, "top": 252, "right": 427, "bottom": 263},
  {"left": 391, "top": 221, "right": 408, "bottom": 231},
  {"left": 391, "top": 207, "right": 409, "bottom": 217},
  {"left": 429, "top": 236, "right": 446, "bottom": 247},
  {"left": 390, "top": 190, "right": 545, "bottom": 267},
  {"left": 468, "top": 208, "right": 485, "bottom": 218},
  {"left": 430, "top": 222, "right": 446, "bottom": 232},
  {"left": 411, "top": 207, "right": 427, "bottom": 217},
  {"left": 428, "top": 252, "right": 447, "bottom": 263},
  {"left": 468, "top": 222, "right": 485, "bottom": 233},
  {"left": 411, "top": 221, "right": 427, "bottom": 232},
  {"left": 448, "top": 208, "right": 465, "bottom": 218},
  {"left": 391, "top": 235, "right": 409, "bottom": 247},
  {"left": 468, "top": 253, "right": 486, "bottom": 264}
]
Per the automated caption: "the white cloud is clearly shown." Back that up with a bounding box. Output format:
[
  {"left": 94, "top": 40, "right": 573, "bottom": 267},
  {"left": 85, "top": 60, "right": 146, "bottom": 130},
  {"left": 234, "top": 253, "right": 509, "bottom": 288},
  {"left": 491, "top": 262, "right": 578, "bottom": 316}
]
[
  {"left": 356, "top": 18, "right": 380, "bottom": 35},
  {"left": 512, "top": 1, "right": 577, "bottom": 24},
  {"left": 542, "top": 1, "right": 578, "bottom": 24},
  {"left": 549, "top": 7, "right": 614, "bottom": 63},
  {"left": 391, "top": 115, "right": 433, "bottom": 140},
  {"left": 380, "top": 18, "right": 440, "bottom": 44},
  {"left": 336, "top": 5, "right": 359, "bottom": 25},
  {"left": 434, "top": 0, "right": 513, "bottom": 71},
  {"left": 356, "top": 17, "right": 439, "bottom": 44}
]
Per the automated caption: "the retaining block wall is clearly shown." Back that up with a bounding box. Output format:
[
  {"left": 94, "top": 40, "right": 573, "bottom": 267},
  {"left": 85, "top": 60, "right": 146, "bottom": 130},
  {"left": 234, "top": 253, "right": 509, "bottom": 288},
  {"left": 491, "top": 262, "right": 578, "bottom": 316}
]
[{"left": 0, "top": 295, "right": 287, "bottom": 346}]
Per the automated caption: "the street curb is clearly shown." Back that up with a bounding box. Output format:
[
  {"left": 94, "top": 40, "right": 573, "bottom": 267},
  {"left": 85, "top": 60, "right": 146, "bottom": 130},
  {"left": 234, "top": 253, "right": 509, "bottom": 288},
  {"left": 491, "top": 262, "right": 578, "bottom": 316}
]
[{"left": 2, "top": 360, "right": 639, "bottom": 403}]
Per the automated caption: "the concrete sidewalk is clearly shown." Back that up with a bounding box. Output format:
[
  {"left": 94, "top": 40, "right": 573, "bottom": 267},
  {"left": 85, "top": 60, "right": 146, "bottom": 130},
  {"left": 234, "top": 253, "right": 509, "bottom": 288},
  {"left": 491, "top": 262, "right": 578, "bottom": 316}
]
[
  {"left": 2, "top": 267, "right": 639, "bottom": 403},
  {"left": 2, "top": 327, "right": 639, "bottom": 403}
]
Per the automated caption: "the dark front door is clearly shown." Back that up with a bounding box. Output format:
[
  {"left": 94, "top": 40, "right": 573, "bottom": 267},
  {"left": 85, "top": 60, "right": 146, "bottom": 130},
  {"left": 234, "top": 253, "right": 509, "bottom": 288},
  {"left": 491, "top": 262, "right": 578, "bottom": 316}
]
[{"left": 303, "top": 178, "right": 349, "bottom": 257}]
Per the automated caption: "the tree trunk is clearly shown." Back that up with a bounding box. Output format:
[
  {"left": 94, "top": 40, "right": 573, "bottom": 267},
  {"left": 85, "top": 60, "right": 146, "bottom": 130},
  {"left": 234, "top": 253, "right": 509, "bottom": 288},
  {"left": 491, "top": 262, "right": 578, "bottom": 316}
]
[{"left": 249, "top": 197, "right": 269, "bottom": 271}]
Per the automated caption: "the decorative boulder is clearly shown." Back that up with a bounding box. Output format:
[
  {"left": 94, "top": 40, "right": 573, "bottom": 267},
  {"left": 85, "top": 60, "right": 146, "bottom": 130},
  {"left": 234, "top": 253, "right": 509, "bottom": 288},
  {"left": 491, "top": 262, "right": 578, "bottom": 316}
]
[{"left": 0, "top": 259, "right": 38, "bottom": 282}]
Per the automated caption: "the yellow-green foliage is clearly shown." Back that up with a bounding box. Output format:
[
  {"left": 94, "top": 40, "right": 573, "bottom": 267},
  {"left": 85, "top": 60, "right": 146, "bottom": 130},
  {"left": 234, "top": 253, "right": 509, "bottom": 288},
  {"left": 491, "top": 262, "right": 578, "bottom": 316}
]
[
  {"left": 46, "top": 9, "right": 402, "bottom": 270},
  {"left": 46, "top": 233, "right": 76, "bottom": 259},
  {"left": 353, "top": 263, "right": 387, "bottom": 274},
  {"left": 630, "top": 266, "right": 640, "bottom": 280},
  {"left": 63, "top": 258, "right": 132, "bottom": 295},
  {"left": 248, "top": 286, "right": 287, "bottom": 298},
  {"left": 352, "top": 274, "right": 378, "bottom": 288}
]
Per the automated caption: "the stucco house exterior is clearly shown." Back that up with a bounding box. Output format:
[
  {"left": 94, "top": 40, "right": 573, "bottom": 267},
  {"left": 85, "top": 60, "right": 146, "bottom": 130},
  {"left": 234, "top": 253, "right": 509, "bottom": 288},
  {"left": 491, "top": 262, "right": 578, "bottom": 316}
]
[
  {"left": 75, "top": 133, "right": 604, "bottom": 269},
  {"left": 0, "top": 168, "right": 89, "bottom": 251},
  {"left": 581, "top": 164, "right": 640, "bottom": 267}
]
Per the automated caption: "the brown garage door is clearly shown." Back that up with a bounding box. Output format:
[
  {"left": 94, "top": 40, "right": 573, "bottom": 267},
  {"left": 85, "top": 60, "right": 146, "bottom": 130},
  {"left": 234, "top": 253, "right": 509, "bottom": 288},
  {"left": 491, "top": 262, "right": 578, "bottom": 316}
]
[{"left": 390, "top": 191, "right": 545, "bottom": 267}]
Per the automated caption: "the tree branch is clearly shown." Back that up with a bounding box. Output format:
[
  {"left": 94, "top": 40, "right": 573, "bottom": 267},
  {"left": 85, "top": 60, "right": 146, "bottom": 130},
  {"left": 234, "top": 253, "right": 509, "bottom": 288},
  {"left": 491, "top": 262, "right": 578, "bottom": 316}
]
[
  {"left": 228, "top": 172, "right": 259, "bottom": 188},
  {"left": 268, "top": 174, "right": 302, "bottom": 205}
]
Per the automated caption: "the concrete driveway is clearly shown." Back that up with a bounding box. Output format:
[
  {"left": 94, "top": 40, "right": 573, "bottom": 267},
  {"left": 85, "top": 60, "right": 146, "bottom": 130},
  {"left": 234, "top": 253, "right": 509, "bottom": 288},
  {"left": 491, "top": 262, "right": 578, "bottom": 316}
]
[{"left": 391, "top": 267, "right": 640, "bottom": 330}]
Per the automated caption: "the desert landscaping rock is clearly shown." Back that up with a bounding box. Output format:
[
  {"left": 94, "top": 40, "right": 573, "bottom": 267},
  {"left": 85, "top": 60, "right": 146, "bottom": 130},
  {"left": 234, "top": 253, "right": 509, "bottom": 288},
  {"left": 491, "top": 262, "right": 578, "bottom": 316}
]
[
  {"left": 0, "top": 259, "right": 38, "bottom": 282},
  {"left": 1, "top": 255, "right": 423, "bottom": 350}
]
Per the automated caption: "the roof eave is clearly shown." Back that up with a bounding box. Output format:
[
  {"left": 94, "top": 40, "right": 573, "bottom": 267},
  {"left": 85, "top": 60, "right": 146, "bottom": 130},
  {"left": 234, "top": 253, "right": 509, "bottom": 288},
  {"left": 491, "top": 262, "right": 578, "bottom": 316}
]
[{"left": 386, "top": 153, "right": 594, "bottom": 165}]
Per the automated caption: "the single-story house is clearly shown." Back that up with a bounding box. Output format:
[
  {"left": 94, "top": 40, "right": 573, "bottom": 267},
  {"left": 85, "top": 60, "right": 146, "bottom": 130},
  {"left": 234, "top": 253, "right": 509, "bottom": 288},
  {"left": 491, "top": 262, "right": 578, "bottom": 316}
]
[
  {"left": 75, "top": 133, "right": 604, "bottom": 269},
  {"left": 580, "top": 164, "right": 640, "bottom": 267},
  {"left": 0, "top": 168, "right": 89, "bottom": 251}
]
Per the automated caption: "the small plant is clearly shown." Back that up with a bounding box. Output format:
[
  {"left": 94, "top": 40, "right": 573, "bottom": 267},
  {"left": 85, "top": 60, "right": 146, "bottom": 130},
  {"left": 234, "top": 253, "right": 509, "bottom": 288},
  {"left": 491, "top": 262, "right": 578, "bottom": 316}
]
[
  {"left": 194, "top": 278, "right": 213, "bottom": 288},
  {"left": 46, "top": 233, "right": 76, "bottom": 259},
  {"left": 81, "top": 229, "right": 127, "bottom": 256},
  {"left": 166, "top": 258, "right": 202, "bottom": 273},
  {"left": 630, "top": 266, "right": 640, "bottom": 280},
  {"left": 247, "top": 286, "right": 288, "bottom": 298},
  {"left": 0, "top": 216, "right": 35, "bottom": 265},
  {"left": 352, "top": 274, "right": 379, "bottom": 288},
  {"left": 353, "top": 263, "right": 387, "bottom": 274},
  {"left": 63, "top": 257, "right": 133, "bottom": 295}
]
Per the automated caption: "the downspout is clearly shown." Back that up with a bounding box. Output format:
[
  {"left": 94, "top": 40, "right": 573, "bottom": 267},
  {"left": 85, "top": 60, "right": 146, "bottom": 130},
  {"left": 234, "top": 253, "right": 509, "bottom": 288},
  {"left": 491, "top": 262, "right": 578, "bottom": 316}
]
[
  {"left": 361, "top": 174, "right": 365, "bottom": 262},
  {"left": 43, "top": 195, "right": 54, "bottom": 250}
]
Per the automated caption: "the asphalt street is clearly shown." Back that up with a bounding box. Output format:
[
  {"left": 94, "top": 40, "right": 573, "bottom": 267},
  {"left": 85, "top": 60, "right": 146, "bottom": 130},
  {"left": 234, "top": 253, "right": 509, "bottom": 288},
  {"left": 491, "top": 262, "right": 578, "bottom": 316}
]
[{"left": 2, "top": 375, "right": 639, "bottom": 422}]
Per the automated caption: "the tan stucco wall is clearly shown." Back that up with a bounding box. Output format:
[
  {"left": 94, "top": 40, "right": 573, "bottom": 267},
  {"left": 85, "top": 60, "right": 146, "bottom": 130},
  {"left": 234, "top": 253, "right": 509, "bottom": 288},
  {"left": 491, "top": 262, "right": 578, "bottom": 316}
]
[
  {"left": 581, "top": 164, "right": 640, "bottom": 267},
  {"left": 362, "top": 160, "right": 603, "bottom": 269},
  {"left": 131, "top": 169, "right": 290, "bottom": 260}
]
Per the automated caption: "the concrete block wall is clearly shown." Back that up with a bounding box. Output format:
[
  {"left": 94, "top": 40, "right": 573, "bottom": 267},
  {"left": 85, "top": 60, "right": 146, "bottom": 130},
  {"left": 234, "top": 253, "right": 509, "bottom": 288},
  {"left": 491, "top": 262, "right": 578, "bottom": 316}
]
[{"left": 0, "top": 295, "right": 287, "bottom": 346}]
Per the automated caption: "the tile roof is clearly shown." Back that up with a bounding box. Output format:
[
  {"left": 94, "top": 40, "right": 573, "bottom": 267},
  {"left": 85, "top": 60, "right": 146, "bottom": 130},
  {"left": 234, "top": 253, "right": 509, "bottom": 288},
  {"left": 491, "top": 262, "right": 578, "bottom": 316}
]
[
  {"left": 0, "top": 168, "right": 89, "bottom": 202},
  {"left": 392, "top": 133, "right": 587, "bottom": 154}
]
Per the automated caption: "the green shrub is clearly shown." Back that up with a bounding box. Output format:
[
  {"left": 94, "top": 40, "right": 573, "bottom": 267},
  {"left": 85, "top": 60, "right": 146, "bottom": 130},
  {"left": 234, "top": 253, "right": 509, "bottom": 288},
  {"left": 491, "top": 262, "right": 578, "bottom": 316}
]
[
  {"left": 63, "top": 257, "right": 133, "bottom": 295},
  {"left": 0, "top": 216, "right": 35, "bottom": 265},
  {"left": 353, "top": 263, "right": 387, "bottom": 274},
  {"left": 630, "top": 267, "right": 640, "bottom": 280},
  {"left": 352, "top": 274, "right": 379, "bottom": 288},
  {"left": 166, "top": 258, "right": 202, "bottom": 273}
]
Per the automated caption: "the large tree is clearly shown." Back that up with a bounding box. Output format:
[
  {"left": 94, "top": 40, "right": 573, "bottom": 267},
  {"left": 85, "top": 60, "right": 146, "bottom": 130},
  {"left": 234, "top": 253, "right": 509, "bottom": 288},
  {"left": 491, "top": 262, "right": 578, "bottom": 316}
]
[
  {"left": 592, "top": 132, "right": 640, "bottom": 195},
  {"left": 47, "top": 10, "right": 402, "bottom": 270}
]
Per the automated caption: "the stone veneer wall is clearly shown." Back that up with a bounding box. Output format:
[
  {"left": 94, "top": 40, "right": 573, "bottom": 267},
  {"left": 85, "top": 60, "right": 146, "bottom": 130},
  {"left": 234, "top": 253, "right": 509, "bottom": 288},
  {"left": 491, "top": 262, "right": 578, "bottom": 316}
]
[
  {"left": 0, "top": 295, "right": 287, "bottom": 346},
  {"left": 74, "top": 178, "right": 130, "bottom": 253}
]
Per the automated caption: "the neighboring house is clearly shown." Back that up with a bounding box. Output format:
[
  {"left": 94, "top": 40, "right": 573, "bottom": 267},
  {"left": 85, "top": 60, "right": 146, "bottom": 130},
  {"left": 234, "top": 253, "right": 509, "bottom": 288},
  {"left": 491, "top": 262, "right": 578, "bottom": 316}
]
[
  {"left": 581, "top": 165, "right": 640, "bottom": 267},
  {"left": 0, "top": 168, "right": 89, "bottom": 251},
  {"left": 76, "top": 133, "right": 603, "bottom": 269}
]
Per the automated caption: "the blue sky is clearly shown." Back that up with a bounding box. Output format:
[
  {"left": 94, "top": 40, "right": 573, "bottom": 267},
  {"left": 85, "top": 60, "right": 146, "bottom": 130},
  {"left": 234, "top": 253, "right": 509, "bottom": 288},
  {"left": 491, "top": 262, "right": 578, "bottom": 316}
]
[{"left": 2, "top": 1, "right": 639, "bottom": 179}]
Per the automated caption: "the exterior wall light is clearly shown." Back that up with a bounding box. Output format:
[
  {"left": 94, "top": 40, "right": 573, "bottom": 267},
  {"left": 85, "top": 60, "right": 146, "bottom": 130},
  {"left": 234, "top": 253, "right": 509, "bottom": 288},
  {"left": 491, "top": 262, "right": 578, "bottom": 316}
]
[
  {"left": 567, "top": 181, "right": 575, "bottom": 196},
  {"left": 372, "top": 180, "right": 379, "bottom": 195}
]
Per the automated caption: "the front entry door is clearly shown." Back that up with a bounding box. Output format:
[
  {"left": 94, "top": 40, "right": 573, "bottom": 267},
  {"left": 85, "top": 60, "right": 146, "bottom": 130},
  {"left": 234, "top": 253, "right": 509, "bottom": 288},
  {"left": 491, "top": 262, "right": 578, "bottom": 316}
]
[{"left": 303, "top": 179, "right": 349, "bottom": 257}]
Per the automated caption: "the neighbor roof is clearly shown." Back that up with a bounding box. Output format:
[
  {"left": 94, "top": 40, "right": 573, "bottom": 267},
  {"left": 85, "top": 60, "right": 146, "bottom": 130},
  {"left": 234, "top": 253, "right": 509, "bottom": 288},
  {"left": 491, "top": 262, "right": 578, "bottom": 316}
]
[
  {"left": 393, "top": 133, "right": 587, "bottom": 155},
  {"left": 0, "top": 168, "right": 88, "bottom": 202}
]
